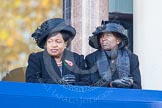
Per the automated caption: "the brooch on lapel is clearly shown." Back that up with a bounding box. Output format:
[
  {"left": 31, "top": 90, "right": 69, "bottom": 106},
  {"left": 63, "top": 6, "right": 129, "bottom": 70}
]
[{"left": 65, "top": 60, "right": 73, "bottom": 67}]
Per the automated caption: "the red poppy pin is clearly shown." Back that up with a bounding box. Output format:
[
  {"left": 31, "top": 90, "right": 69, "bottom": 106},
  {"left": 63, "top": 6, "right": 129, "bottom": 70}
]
[{"left": 65, "top": 60, "right": 73, "bottom": 66}]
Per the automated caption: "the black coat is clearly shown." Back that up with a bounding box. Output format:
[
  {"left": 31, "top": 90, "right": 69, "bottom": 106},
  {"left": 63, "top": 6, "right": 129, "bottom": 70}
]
[
  {"left": 26, "top": 50, "right": 88, "bottom": 85},
  {"left": 85, "top": 50, "right": 142, "bottom": 89}
]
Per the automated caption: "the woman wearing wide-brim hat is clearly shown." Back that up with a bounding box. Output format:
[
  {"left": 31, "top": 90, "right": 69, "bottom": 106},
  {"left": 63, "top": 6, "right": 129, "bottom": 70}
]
[
  {"left": 26, "top": 18, "right": 89, "bottom": 85},
  {"left": 85, "top": 21, "right": 142, "bottom": 89}
]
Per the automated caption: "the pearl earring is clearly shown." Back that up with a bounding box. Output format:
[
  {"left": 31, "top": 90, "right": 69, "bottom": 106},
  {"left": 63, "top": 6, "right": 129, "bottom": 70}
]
[{"left": 117, "top": 40, "right": 120, "bottom": 44}]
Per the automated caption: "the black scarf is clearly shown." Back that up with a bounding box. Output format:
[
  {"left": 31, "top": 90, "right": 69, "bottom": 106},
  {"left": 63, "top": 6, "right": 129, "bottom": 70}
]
[{"left": 97, "top": 49, "right": 131, "bottom": 82}]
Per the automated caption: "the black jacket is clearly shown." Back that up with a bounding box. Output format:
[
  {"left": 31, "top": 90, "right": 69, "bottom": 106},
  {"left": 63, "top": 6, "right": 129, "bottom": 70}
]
[
  {"left": 26, "top": 50, "right": 88, "bottom": 85},
  {"left": 85, "top": 50, "right": 142, "bottom": 89}
]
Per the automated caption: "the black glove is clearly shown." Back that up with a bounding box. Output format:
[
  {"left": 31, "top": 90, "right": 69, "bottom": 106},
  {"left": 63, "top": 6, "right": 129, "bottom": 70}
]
[
  {"left": 62, "top": 74, "right": 76, "bottom": 85},
  {"left": 110, "top": 77, "right": 133, "bottom": 88}
]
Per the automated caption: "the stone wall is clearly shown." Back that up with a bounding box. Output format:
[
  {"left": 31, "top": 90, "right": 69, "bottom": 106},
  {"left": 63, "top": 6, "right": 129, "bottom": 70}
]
[{"left": 70, "top": 0, "right": 108, "bottom": 55}]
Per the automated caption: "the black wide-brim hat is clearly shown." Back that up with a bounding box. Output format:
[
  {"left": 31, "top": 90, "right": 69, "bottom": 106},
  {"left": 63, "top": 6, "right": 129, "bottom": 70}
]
[
  {"left": 32, "top": 18, "right": 76, "bottom": 49},
  {"left": 89, "top": 22, "right": 128, "bottom": 49}
]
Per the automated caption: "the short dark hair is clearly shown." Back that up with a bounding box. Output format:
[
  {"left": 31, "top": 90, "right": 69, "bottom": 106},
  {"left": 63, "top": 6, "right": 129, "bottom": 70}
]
[
  {"left": 60, "top": 31, "right": 72, "bottom": 42},
  {"left": 60, "top": 31, "right": 72, "bottom": 47}
]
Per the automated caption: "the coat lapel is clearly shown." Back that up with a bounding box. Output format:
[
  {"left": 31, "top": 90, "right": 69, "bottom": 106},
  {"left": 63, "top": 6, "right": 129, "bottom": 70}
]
[
  {"left": 62, "top": 50, "right": 77, "bottom": 76},
  {"left": 43, "top": 51, "right": 62, "bottom": 83}
]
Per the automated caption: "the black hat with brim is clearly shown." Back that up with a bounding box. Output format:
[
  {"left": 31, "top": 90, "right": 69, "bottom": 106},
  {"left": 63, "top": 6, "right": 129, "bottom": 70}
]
[
  {"left": 89, "top": 23, "right": 128, "bottom": 49},
  {"left": 32, "top": 18, "right": 76, "bottom": 49}
]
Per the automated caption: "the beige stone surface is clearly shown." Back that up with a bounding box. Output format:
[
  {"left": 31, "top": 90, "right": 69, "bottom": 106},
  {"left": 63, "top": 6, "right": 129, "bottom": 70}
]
[{"left": 71, "top": 0, "right": 108, "bottom": 56}]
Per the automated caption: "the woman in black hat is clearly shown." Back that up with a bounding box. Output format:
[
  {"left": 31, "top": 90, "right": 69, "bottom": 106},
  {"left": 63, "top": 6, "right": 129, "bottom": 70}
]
[
  {"left": 26, "top": 18, "right": 88, "bottom": 85},
  {"left": 85, "top": 21, "right": 142, "bottom": 89}
]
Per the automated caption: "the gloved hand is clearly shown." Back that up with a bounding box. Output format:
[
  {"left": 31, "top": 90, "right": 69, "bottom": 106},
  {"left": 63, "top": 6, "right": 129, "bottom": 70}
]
[
  {"left": 110, "top": 77, "right": 133, "bottom": 88},
  {"left": 62, "top": 74, "right": 76, "bottom": 85}
]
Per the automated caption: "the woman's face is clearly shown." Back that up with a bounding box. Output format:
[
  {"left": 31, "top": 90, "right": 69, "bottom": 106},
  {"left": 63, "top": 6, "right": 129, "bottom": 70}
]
[
  {"left": 100, "top": 32, "right": 121, "bottom": 51},
  {"left": 46, "top": 33, "right": 67, "bottom": 58}
]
